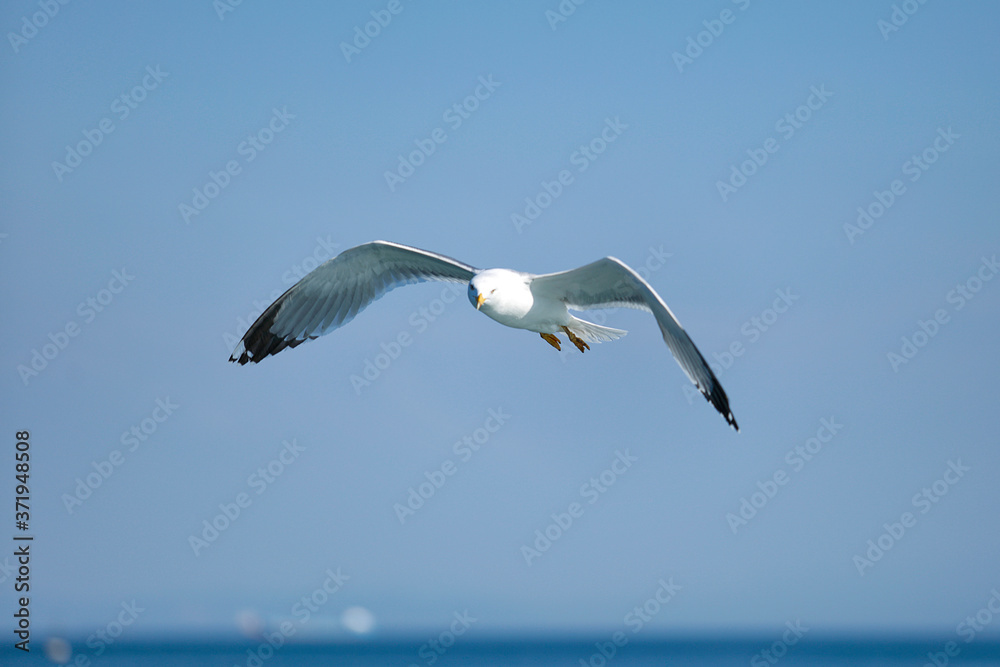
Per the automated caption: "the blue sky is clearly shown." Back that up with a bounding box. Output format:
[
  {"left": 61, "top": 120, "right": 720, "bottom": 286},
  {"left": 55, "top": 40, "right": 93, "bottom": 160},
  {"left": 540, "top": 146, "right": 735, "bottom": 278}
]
[{"left": 2, "top": 0, "right": 999, "bottom": 647}]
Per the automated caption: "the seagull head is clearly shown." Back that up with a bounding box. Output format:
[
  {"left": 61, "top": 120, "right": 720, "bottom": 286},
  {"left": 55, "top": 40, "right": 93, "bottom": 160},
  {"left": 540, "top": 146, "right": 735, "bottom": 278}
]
[
  {"left": 468, "top": 269, "right": 529, "bottom": 314},
  {"left": 467, "top": 276, "right": 491, "bottom": 311}
]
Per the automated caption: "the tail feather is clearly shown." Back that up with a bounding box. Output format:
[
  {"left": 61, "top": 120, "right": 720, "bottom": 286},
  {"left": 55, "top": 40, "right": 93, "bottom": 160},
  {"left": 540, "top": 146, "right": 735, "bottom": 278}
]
[{"left": 568, "top": 316, "right": 628, "bottom": 343}]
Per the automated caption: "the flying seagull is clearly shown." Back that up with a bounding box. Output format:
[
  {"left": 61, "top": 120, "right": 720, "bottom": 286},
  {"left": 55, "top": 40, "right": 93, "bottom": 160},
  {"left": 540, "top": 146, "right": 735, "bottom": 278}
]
[{"left": 230, "top": 240, "right": 738, "bottom": 430}]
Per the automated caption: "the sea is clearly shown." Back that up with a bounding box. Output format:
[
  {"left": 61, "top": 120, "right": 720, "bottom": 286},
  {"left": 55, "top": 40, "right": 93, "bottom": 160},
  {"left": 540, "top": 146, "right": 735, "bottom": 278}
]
[{"left": 3, "top": 637, "right": 1000, "bottom": 667}]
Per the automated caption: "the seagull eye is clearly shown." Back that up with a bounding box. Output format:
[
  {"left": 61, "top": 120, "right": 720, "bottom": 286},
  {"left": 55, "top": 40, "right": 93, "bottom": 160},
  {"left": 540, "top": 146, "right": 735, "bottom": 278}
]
[{"left": 490, "top": 289, "right": 496, "bottom": 295}]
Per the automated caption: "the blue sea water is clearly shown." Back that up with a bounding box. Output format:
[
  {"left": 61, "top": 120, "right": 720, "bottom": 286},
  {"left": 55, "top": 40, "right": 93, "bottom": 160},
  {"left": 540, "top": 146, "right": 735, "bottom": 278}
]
[{"left": 4, "top": 638, "right": 1000, "bottom": 667}]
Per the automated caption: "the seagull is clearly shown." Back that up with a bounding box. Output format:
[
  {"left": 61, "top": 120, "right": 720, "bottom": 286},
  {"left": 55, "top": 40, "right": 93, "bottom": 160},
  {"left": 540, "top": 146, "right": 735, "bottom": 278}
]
[{"left": 230, "top": 240, "right": 738, "bottom": 430}]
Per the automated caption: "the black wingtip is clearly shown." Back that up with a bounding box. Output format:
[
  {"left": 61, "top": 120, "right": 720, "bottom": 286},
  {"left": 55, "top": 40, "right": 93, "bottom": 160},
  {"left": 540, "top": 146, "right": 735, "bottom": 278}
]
[
  {"left": 230, "top": 335, "right": 312, "bottom": 365},
  {"left": 701, "top": 383, "right": 739, "bottom": 432},
  {"left": 229, "top": 297, "right": 316, "bottom": 365}
]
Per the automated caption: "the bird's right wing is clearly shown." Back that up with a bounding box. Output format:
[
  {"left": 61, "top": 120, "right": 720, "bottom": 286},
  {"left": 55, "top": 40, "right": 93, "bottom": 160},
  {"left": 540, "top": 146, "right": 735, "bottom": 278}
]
[
  {"left": 531, "top": 257, "right": 738, "bottom": 430},
  {"left": 231, "top": 240, "right": 477, "bottom": 365}
]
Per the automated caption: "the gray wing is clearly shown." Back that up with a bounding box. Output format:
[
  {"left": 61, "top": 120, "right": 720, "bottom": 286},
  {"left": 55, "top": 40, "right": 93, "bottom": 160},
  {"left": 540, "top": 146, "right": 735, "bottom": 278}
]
[
  {"left": 230, "top": 240, "right": 477, "bottom": 365},
  {"left": 530, "top": 257, "right": 738, "bottom": 430}
]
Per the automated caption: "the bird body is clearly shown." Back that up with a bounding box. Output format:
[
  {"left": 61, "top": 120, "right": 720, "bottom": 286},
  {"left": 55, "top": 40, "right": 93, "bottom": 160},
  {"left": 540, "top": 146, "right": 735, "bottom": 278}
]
[
  {"left": 231, "top": 240, "right": 738, "bottom": 430},
  {"left": 469, "top": 269, "right": 620, "bottom": 339}
]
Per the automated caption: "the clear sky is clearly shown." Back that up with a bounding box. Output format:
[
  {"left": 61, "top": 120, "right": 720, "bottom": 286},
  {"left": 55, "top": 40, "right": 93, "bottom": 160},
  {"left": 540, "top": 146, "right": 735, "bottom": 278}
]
[{"left": 2, "top": 0, "right": 999, "bottom": 645}]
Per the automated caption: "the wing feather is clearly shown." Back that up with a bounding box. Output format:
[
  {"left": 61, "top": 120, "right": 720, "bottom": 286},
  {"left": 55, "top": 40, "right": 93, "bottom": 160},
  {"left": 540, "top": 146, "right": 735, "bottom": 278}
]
[
  {"left": 531, "top": 257, "right": 738, "bottom": 430},
  {"left": 231, "top": 240, "right": 477, "bottom": 365}
]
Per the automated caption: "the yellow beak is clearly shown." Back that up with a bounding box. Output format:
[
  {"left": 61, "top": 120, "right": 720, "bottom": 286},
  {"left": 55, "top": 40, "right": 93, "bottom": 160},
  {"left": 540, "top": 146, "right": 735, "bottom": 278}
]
[{"left": 476, "top": 293, "right": 485, "bottom": 310}]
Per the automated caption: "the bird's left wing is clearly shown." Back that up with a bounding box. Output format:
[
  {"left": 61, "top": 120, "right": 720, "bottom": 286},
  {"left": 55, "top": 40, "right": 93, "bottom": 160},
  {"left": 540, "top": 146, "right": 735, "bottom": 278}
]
[
  {"left": 231, "top": 240, "right": 478, "bottom": 365},
  {"left": 531, "top": 257, "right": 738, "bottom": 430}
]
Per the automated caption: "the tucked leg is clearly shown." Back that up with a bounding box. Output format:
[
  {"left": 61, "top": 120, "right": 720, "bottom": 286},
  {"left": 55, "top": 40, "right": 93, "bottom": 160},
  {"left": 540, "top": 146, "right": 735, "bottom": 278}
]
[
  {"left": 540, "top": 332, "right": 562, "bottom": 351},
  {"left": 561, "top": 326, "right": 590, "bottom": 353}
]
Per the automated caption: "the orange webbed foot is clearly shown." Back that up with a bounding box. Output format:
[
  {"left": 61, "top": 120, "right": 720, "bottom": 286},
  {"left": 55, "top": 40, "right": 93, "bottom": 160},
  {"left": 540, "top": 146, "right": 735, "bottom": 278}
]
[
  {"left": 561, "top": 326, "right": 590, "bottom": 353},
  {"left": 540, "top": 332, "right": 562, "bottom": 351}
]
